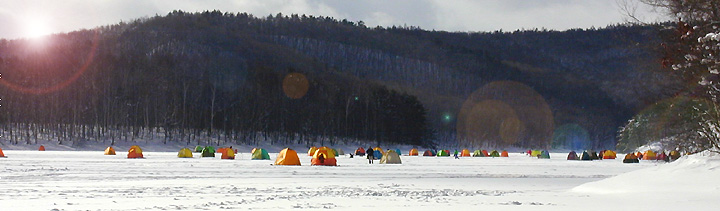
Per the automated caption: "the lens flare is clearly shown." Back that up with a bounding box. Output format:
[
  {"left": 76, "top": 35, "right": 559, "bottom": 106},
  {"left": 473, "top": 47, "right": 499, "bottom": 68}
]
[
  {"left": 0, "top": 30, "right": 99, "bottom": 95},
  {"left": 457, "top": 81, "right": 553, "bottom": 148},
  {"left": 282, "top": 72, "right": 309, "bottom": 99}
]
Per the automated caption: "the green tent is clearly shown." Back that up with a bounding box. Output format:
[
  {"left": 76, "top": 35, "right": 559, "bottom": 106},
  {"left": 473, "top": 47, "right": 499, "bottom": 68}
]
[
  {"left": 489, "top": 150, "right": 500, "bottom": 157},
  {"left": 252, "top": 148, "right": 270, "bottom": 160},
  {"left": 331, "top": 148, "right": 339, "bottom": 156},
  {"left": 437, "top": 150, "right": 450, "bottom": 157},
  {"left": 539, "top": 150, "right": 550, "bottom": 159},
  {"left": 195, "top": 146, "right": 204, "bottom": 152},
  {"left": 473, "top": 150, "right": 485, "bottom": 157},
  {"left": 201, "top": 146, "right": 215, "bottom": 157}
]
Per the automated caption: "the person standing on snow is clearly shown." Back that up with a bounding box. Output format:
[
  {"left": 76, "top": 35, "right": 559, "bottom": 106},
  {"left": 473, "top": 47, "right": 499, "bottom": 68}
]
[
  {"left": 454, "top": 150, "right": 459, "bottom": 159},
  {"left": 367, "top": 147, "right": 375, "bottom": 164}
]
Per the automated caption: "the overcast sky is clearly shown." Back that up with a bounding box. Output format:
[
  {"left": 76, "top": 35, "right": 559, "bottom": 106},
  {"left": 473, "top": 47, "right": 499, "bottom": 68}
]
[{"left": 0, "top": 0, "right": 668, "bottom": 39}]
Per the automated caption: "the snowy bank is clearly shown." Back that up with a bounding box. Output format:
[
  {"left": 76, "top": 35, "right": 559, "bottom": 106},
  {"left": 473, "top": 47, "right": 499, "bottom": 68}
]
[{"left": 573, "top": 151, "right": 720, "bottom": 209}]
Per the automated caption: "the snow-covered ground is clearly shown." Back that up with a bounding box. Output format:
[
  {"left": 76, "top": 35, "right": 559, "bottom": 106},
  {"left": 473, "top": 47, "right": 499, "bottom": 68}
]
[{"left": 0, "top": 147, "right": 717, "bottom": 210}]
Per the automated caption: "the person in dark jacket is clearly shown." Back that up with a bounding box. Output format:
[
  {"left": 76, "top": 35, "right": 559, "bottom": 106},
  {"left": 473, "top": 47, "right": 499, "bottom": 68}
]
[{"left": 367, "top": 147, "right": 375, "bottom": 164}]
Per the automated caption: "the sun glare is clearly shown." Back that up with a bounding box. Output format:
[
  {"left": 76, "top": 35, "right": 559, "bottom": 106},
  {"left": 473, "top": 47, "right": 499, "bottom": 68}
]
[{"left": 23, "top": 17, "right": 52, "bottom": 38}]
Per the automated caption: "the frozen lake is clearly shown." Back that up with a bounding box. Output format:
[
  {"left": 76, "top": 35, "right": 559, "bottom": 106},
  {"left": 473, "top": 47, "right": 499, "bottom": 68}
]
[{"left": 0, "top": 150, "right": 661, "bottom": 210}]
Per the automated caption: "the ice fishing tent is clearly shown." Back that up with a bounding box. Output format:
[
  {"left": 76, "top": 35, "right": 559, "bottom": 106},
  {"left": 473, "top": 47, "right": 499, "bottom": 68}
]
[
  {"left": 568, "top": 151, "right": 578, "bottom": 160},
  {"left": 501, "top": 150, "right": 509, "bottom": 157},
  {"left": 38, "top": 145, "right": 45, "bottom": 151},
  {"left": 580, "top": 151, "right": 597, "bottom": 161},
  {"left": 669, "top": 150, "right": 681, "bottom": 161},
  {"left": 275, "top": 148, "right": 301, "bottom": 165},
  {"left": 308, "top": 147, "right": 318, "bottom": 156},
  {"left": 423, "top": 150, "right": 434, "bottom": 156},
  {"left": 437, "top": 150, "right": 450, "bottom": 157},
  {"left": 473, "top": 150, "right": 484, "bottom": 157},
  {"left": 643, "top": 150, "right": 657, "bottom": 160},
  {"left": 409, "top": 148, "right": 419, "bottom": 156},
  {"left": 602, "top": 150, "right": 617, "bottom": 159},
  {"left": 530, "top": 150, "right": 542, "bottom": 157},
  {"left": 201, "top": 146, "right": 215, "bottom": 157},
  {"left": 656, "top": 151, "right": 669, "bottom": 162},
  {"left": 380, "top": 150, "right": 402, "bottom": 164},
  {"left": 461, "top": 149, "right": 471, "bottom": 157},
  {"left": 481, "top": 150, "right": 489, "bottom": 157},
  {"left": 104, "top": 147, "right": 116, "bottom": 155},
  {"left": 489, "top": 150, "right": 500, "bottom": 157},
  {"left": 221, "top": 148, "right": 235, "bottom": 159},
  {"left": 538, "top": 150, "right": 550, "bottom": 159},
  {"left": 589, "top": 150, "right": 599, "bottom": 160},
  {"left": 251, "top": 148, "right": 270, "bottom": 160},
  {"left": 635, "top": 152, "right": 644, "bottom": 160},
  {"left": 194, "top": 146, "right": 203, "bottom": 152},
  {"left": 178, "top": 148, "right": 193, "bottom": 158},
  {"left": 623, "top": 153, "right": 639, "bottom": 163},
  {"left": 395, "top": 148, "right": 401, "bottom": 156},
  {"left": 311, "top": 147, "right": 337, "bottom": 166},
  {"left": 127, "top": 145, "right": 144, "bottom": 158},
  {"left": 355, "top": 147, "right": 366, "bottom": 156},
  {"left": 336, "top": 148, "right": 345, "bottom": 155},
  {"left": 0, "top": 147, "right": 6, "bottom": 157},
  {"left": 373, "top": 147, "right": 385, "bottom": 159}
]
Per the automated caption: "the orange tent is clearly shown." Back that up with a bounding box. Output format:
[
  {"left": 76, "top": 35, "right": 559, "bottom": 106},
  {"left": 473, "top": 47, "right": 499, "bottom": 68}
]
[
  {"left": 355, "top": 147, "right": 366, "bottom": 156},
  {"left": 275, "top": 148, "right": 301, "bottom": 165},
  {"left": 217, "top": 148, "right": 227, "bottom": 154},
  {"left": 373, "top": 147, "right": 385, "bottom": 155},
  {"left": 482, "top": 150, "right": 489, "bottom": 157},
  {"left": 311, "top": 146, "right": 337, "bottom": 166},
  {"left": 221, "top": 148, "right": 235, "bottom": 159},
  {"left": 38, "top": 145, "right": 45, "bottom": 151},
  {"left": 408, "top": 148, "right": 419, "bottom": 156},
  {"left": 104, "top": 147, "right": 116, "bottom": 155},
  {"left": 308, "top": 146, "right": 318, "bottom": 156},
  {"left": 635, "top": 152, "right": 644, "bottom": 159},
  {"left": 643, "top": 150, "right": 657, "bottom": 160},
  {"left": 460, "top": 149, "right": 471, "bottom": 157},
  {"left": 501, "top": 150, "right": 509, "bottom": 157},
  {"left": 0, "top": 147, "right": 6, "bottom": 157},
  {"left": 127, "top": 145, "right": 144, "bottom": 159}
]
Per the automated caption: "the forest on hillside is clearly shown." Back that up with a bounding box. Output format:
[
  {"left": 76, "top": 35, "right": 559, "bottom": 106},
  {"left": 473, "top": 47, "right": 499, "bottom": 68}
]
[{"left": 0, "top": 11, "right": 681, "bottom": 149}]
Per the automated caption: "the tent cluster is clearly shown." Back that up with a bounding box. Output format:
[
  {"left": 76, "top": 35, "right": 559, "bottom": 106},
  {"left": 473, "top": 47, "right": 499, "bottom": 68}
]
[
  {"left": 564, "top": 150, "right": 617, "bottom": 161},
  {"left": 629, "top": 150, "right": 681, "bottom": 162}
]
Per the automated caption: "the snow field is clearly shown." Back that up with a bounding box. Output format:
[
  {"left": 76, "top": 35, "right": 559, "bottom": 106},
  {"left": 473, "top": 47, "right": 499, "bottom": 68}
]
[{"left": 0, "top": 150, "right": 702, "bottom": 210}]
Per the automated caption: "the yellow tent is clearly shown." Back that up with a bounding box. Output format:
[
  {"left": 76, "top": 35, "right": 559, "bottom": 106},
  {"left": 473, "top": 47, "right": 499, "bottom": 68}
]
[
  {"left": 178, "top": 148, "right": 193, "bottom": 158},
  {"left": 104, "top": 147, "right": 116, "bottom": 155},
  {"left": 275, "top": 148, "right": 301, "bottom": 165},
  {"left": 308, "top": 146, "right": 318, "bottom": 156},
  {"left": 531, "top": 150, "right": 542, "bottom": 157},
  {"left": 643, "top": 150, "right": 657, "bottom": 160},
  {"left": 380, "top": 150, "right": 402, "bottom": 164}
]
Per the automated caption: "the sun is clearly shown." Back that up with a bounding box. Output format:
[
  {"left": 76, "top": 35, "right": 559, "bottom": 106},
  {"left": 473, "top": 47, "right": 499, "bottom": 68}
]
[{"left": 23, "top": 17, "right": 52, "bottom": 38}]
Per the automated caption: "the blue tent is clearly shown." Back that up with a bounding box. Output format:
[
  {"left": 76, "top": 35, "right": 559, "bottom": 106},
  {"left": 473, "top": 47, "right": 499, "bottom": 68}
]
[{"left": 374, "top": 150, "right": 383, "bottom": 159}]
